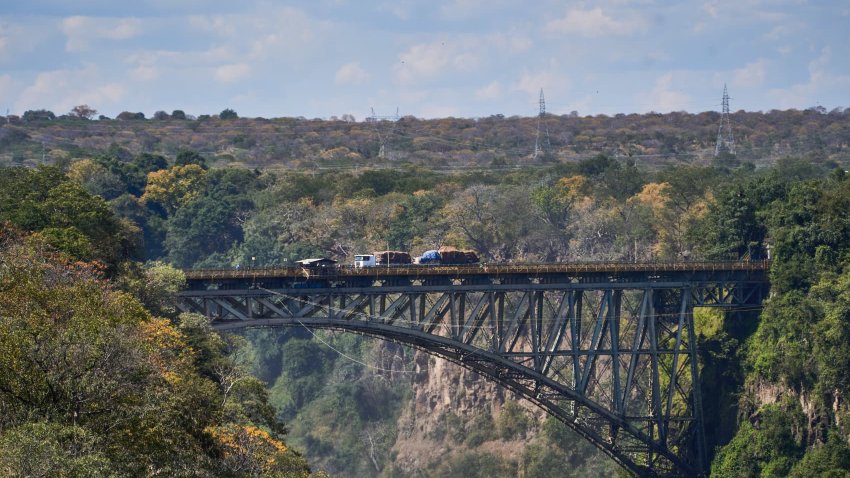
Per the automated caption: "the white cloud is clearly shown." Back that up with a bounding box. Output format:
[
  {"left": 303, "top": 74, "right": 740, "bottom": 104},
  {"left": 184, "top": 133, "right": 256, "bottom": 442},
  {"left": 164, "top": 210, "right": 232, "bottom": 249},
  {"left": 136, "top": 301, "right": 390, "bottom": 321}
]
[
  {"left": 131, "top": 65, "right": 160, "bottom": 81},
  {"left": 335, "top": 62, "right": 369, "bottom": 85},
  {"left": 393, "top": 33, "right": 528, "bottom": 85},
  {"left": 189, "top": 7, "right": 322, "bottom": 61},
  {"left": 505, "top": 34, "right": 533, "bottom": 54},
  {"left": 15, "top": 66, "right": 126, "bottom": 114},
  {"left": 645, "top": 73, "right": 690, "bottom": 112},
  {"left": 394, "top": 39, "right": 478, "bottom": 84},
  {"left": 215, "top": 63, "right": 251, "bottom": 83},
  {"left": 561, "top": 95, "right": 595, "bottom": 116},
  {"left": 545, "top": 7, "right": 648, "bottom": 37},
  {"left": 378, "top": 1, "right": 418, "bottom": 20},
  {"left": 768, "top": 47, "right": 850, "bottom": 109},
  {"left": 0, "top": 74, "right": 19, "bottom": 100},
  {"left": 439, "top": 0, "right": 490, "bottom": 19},
  {"left": 125, "top": 51, "right": 178, "bottom": 82},
  {"left": 62, "top": 16, "right": 143, "bottom": 52},
  {"left": 764, "top": 25, "right": 789, "bottom": 40},
  {"left": 419, "top": 105, "right": 459, "bottom": 119},
  {"left": 702, "top": 1, "right": 720, "bottom": 18},
  {"left": 732, "top": 59, "right": 767, "bottom": 88},
  {"left": 512, "top": 71, "right": 565, "bottom": 99},
  {"left": 475, "top": 81, "right": 502, "bottom": 100}
]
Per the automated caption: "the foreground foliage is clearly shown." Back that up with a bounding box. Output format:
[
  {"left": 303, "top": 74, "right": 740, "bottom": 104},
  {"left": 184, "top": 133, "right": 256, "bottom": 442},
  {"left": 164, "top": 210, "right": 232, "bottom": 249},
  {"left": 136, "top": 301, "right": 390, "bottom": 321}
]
[{"left": 0, "top": 228, "right": 327, "bottom": 477}]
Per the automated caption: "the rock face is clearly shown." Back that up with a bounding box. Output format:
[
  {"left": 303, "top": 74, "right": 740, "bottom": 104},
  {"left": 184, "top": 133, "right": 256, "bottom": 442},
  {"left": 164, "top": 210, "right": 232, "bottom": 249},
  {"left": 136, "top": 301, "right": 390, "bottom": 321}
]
[
  {"left": 389, "top": 350, "right": 536, "bottom": 474},
  {"left": 747, "top": 378, "right": 833, "bottom": 446}
]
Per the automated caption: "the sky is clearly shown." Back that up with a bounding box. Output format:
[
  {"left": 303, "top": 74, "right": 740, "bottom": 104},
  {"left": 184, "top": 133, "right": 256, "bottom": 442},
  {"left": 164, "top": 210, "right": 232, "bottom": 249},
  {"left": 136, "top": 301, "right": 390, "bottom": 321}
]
[{"left": 0, "top": 0, "right": 848, "bottom": 120}]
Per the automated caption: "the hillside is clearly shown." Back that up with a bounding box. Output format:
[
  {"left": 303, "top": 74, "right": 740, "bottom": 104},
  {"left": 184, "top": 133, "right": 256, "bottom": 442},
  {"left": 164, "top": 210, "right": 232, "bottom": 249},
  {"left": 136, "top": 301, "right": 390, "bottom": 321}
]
[{"left": 2, "top": 107, "right": 848, "bottom": 171}]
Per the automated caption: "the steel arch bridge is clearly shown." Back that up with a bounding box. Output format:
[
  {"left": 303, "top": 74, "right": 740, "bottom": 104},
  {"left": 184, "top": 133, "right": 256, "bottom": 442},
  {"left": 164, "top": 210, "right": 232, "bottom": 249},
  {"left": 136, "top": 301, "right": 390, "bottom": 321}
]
[{"left": 177, "top": 261, "right": 769, "bottom": 477}]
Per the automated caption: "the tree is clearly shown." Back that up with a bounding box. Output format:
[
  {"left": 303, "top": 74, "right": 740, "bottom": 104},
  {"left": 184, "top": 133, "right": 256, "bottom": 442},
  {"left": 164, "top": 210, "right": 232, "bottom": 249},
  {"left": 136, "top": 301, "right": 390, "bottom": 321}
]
[
  {"left": 152, "top": 110, "right": 170, "bottom": 120},
  {"left": 66, "top": 159, "right": 124, "bottom": 199},
  {"left": 69, "top": 104, "right": 97, "bottom": 119},
  {"left": 140, "top": 164, "right": 207, "bottom": 216},
  {"left": 174, "top": 149, "right": 208, "bottom": 169},
  {"left": 219, "top": 108, "right": 238, "bottom": 120},
  {"left": 711, "top": 406, "right": 804, "bottom": 478},
  {"left": 0, "top": 423, "right": 113, "bottom": 477},
  {"left": 443, "top": 185, "right": 537, "bottom": 262},
  {"left": 116, "top": 111, "right": 145, "bottom": 121},
  {"left": 22, "top": 109, "right": 55, "bottom": 122},
  {"left": 171, "top": 110, "right": 187, "bottom": 120},
  {"left": 0, "top": 166, "right": 141, "bottom": 268},
  {"left": 164, "top": 195, "right": 244, "bottom": 266},
  {"left": 0, "top": 228, "right": 326, "bottom": 476}
]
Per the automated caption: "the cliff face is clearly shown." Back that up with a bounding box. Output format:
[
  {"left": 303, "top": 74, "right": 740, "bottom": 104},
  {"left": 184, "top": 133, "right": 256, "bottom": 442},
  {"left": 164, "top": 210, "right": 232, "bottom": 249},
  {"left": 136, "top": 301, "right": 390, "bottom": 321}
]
[
  {"left": 255, "top": 330, "right": 618, "bottom": 478},
  {"left": 747, "top": 378, "right": 839, "bottom": 447},
  {"left": 390, "top": 351, "right": 521, "bottom": 473},
  {"left": 386, "top": 350, "right": 617, "bottom": 477}
]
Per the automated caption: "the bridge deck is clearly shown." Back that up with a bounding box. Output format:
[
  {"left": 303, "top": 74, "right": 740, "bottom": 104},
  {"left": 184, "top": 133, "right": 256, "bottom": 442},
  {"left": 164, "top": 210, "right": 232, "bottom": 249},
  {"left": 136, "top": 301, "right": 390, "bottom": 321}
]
[{"left": 184, "top": 260, "right": 769, "bottom": 281}]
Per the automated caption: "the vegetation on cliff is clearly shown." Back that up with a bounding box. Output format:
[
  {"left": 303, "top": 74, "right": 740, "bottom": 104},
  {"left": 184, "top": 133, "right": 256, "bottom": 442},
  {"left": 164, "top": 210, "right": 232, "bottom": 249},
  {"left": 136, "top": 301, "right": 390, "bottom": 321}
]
[{"left": 704, "top": 170, "right": 850, "bottom": 477}]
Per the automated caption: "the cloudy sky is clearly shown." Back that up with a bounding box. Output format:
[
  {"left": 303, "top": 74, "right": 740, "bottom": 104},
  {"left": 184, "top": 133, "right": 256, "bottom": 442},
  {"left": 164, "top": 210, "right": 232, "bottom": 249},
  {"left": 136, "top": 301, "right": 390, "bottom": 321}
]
[{"left": 0, "top": 0, "right": 848, "bottom": 119}]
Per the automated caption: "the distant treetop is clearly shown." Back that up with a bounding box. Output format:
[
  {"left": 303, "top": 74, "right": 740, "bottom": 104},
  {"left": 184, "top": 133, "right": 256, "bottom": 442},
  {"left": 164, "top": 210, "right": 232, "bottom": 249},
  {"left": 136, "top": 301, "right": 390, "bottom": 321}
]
[{"left": 69, "top": 105, "right": 97, "bottom": 120}]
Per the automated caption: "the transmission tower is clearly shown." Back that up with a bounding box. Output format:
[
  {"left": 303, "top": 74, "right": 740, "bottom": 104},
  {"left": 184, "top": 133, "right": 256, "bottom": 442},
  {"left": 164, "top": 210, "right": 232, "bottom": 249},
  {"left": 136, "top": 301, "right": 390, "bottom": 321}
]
[
  {"left": 533, "top": 89, "right": 551, "bottom": 159},
  {"left": 714, "top": 84, "right": 735, "bottom": 157},
  {"left": 368, "top": 107, "right": 400, "bottom": 159}
]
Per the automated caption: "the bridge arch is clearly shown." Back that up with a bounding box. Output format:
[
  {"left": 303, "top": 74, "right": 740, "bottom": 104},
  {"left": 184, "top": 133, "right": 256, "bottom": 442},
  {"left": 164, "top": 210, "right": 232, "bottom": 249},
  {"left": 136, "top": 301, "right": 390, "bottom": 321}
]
[{"left": 215, "top": 317, "right": 686, "bottom": 477}]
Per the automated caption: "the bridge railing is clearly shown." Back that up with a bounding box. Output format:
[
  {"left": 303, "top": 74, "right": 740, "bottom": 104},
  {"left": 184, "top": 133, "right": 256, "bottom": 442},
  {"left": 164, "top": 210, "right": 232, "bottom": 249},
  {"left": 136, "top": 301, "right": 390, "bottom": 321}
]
[{"left": 183, "top": 260, "right": 770, "bottom": 281}]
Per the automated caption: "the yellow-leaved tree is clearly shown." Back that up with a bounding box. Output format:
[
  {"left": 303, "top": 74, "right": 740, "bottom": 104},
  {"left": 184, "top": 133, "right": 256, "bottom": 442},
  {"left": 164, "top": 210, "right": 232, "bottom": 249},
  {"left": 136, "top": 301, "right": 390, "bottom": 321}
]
[{"left": 141, "top": 164, "right": 207, "bottom": 215}]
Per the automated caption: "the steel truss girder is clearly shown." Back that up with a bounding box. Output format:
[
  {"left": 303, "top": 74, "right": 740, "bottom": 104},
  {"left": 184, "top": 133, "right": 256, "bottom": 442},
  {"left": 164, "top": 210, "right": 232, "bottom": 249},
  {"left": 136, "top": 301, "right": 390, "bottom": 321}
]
[{"left": 176, "top": 280, "right": 758, "bottom": 477}]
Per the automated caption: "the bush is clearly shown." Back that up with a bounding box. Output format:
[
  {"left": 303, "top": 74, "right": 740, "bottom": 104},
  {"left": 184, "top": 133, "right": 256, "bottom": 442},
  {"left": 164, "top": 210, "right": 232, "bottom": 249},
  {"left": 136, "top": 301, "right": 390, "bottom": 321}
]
[
  {"left": 431, "top": 451, "right": 514, "bottom": 478},
  {"left": 497, "top": 400, "right": 531, "bottom": 439},
  {"left": 463, "top": 412, "right": 495, "bottom": 447}
]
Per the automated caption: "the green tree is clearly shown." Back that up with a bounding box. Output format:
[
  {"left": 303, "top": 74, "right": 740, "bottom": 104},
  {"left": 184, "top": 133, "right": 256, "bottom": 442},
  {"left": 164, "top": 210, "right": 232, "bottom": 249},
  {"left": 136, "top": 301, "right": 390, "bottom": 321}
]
[
  {"left": 0, "top": 423, "right": 113, "bottom": 478},
  {"left": 788, "top": 431, "right": 850, "bottom": 477},
  {"left": 69, "top": 104, "right": 97, "bottom": 120},
  {"left": 164, "top": 195, "right": 243, "bottom": 266},
  {"left": 175, "top": 149, "right": 208, "bottom": 169},
  {"left": 22, "top": 109, "right": 55, "bottom": 121},
  {"left": 711, "top": 405, "right": 804, "bottom": 478},
  {"left": 0, "top": 166, "right": 140, "bottom": 268}
]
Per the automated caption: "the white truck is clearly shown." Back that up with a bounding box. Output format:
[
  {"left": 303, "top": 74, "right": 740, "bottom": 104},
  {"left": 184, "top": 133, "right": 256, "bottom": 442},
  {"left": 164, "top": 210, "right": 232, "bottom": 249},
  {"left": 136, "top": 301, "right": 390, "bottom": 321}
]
[{"left": 353, "top": 254, "right": 376, "bottom": 268}]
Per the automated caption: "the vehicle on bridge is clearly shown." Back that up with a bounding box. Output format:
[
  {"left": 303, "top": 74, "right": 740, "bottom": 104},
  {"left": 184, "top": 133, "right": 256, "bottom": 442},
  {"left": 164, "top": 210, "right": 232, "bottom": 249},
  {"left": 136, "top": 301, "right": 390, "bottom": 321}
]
[
  {"left": 353, "top": 247, "right": 479, "bottom": 267},
  {"left": 295, "top": 257, "right": 338, "bottom": 269},
  {"left": 431, "top": 246, "right": 479, "bottom": 265},
  {"left": 353, "top": 254, "right": 376, "bottom": 268},
  {"left": 376, "top": 251, "right": 412, "bottom": 266}
]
